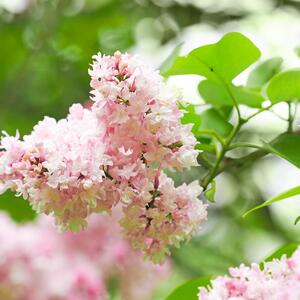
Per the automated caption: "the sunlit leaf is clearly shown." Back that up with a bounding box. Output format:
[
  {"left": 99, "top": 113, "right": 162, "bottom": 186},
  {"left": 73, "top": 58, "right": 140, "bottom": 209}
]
[
  {"left": 198, "top": 80, "right": 264, "bottom": 108},
  {"left": 267, "top": 69, "right": 300, "bottom": 103},
  {"left": 180, "top": 104, "right": 201, "bottom": 133},
  {"left": 263, "top": 242, "right": 300, "bottom": 262},
  {"left": 196, "top": 143, "right": 215, "bottom": 153},
  {"left": 243, "top": 185, "right": 300, "bottom": 217},
  {"left": 162, "top": 55, "right": 215, "bottom": 79},
  {"left": 164, "top": 32, "right": 261, "bottom": 83},
  {"left": 247, "top": 57, "right": 283, "bottom": 90},
  {"left": 166, "top": 276, "right": 212, "bottom": 300}
]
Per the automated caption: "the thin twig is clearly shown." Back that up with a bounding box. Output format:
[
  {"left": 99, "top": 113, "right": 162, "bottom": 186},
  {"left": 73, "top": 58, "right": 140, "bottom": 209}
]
[{"left": 245, "top": 104, "right": 274, "bottom": 122}]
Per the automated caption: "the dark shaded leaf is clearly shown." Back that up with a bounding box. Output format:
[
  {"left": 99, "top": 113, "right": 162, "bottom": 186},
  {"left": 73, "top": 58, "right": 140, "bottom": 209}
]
[
  {"left": 0, "top": 191, "right": 36, "bottom": 223},
  {"left": 294, "top": 216, "right": 300, "bottom": 225},
  {"left": 200, "top": 108, "right": 233, "bottom": 137},
  {"left": 267, "top": 133, "right": 300, "bottom": 168}
]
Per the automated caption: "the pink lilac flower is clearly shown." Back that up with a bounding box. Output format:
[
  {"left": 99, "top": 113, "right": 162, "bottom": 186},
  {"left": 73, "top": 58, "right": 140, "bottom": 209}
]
[
  {"left": 89, "top": 51, "right": 207, "bottom": 262},
  {"left": 120, "top": 172, "right": 207, "bottom": 263},
  {"left": 0, "top": 213, "right": 107, "bottom": 300},
  {"left": 0, "top": 211, "right": 170, "bottom": 300},
  {"left": 0, "top": 104, "right": 115, "bottom": 231},
  {"left": 0, "top": 51, "right": 207, "bottom": 262},
  {"left": 199, "top": 246, "right": 300, "bottom": 300},
  {"left": 89, "top": 51, "right": 199, "bottom": 172}
]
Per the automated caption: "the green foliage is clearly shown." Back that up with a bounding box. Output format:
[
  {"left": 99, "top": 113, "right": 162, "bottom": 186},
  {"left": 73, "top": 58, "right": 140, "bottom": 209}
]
[
  {"left": 204, "top": 180, "right": 216, "bottom": 202},
  {"left": 199, "top": 108, "right": 233, "bottom": 137},
  {"left": 164, "top": 32, "right": 261, "bottom": 84},
  {"left": 263, "top": 242, "right": 300, "bottom": 262},
  {"left": 164, "top": 35, "right": 300, "bottom": 290},
  {"left": 267, "top": 70, "right": 300, "bottom": 103},
  {"left": 246, "top": 57, "right": 283, "bottom": 90},
  {"left": 198, "top": 80, "right": 264, "bottom": 108},
  {"left": 0, "top": 192, "right": 36, "bottom": 223},
  {"left": 294, "top": 216, "right": 300, "bottom": 225},
  {"left": 243, "top": 185, "right": 300, "bottom": 217},
  {"left": 196, "top": 143, "right": 215, "bottom": 153},
  {"left": 3, "top": 12, "right": 300, "bottom": 297},
  {"left": 166, "top": 276, "right": 212, "bottom": 300},
  {"left": 180, "top": 105, "right": 232, "bottom": 144},
  {"left": 180, "top": 104, "right": 201, "bottom": 134},
  {"left": 267, "top": 133, "right": 300, "bottom": 168}
]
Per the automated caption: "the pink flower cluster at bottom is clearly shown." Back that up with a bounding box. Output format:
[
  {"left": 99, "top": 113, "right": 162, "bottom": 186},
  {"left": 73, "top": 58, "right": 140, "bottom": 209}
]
[
  {"left": 0, "top": 211, "right": 170, "bottom": 300},
  {"left": 199, "top": 246, "right": 300, "bottom": 300}
]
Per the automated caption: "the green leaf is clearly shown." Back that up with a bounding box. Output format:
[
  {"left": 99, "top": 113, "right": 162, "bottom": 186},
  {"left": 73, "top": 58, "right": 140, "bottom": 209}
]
[
  {"left": 243, "top": 185, "right": 300, "bottom": 217},
  {"left": 180, "top": 104, "right": 201, "bottom": 134},
  {"left": 294, "top": 216, "right": 300, "bottom": 225},
  {"left": 267, "top": 133, "right": 300, "bottom": 168},
  {"left": 247, "top": 57, "right": 283, "bottom": 90},
  {"left": 267, "top": 69, "right": 300, "bottom": 103},
  {"left": 198, "top": 80, "right": 264, "bottom": 108},
  {"left": 162, "top": 55, "right": 215, "bottom": 79},
  {"left": 196, "top": 143, "right": 215, "bottom": 153},
  {"left": 166, "top": 276, "right": 212, "bottom": 300},
  {"left": 216, "top": 106, "right": 233, "bottom": 120},
  {"left": 164, "top": 32, "right": 261, "bottom": 83},
  {"left": 160, "top": 43, "right": 183, "bottom": 74},
  {"left": 107, "top": 277, "right": 120, "bottom": 299},
  {"left": 0, "top": 191, "right": 36, "bottom": 223},
  {"left": 263, "top": 242, "right": 300, "bottom": 262},
  {"left": 199, "top": 108, "right": 233, "bottom": 137},
  {"left": 204, "top": 180, "right": 216, "bottom": 202}
]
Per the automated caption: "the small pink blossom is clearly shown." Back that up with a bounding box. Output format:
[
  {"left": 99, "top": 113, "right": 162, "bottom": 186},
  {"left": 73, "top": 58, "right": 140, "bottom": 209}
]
[{"left": 199, "top": 247, "right": 300, "bottom": 300}]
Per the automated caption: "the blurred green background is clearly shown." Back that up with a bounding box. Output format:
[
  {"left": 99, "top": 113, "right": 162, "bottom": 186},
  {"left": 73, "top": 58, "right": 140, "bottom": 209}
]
[{"left": 1, "top": 0, "right": 300, "bottom": 298}]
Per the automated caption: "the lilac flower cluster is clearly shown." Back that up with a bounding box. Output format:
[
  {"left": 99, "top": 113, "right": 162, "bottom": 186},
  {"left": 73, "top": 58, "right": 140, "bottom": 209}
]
[
  {"left": 0, "top": 51, "right": 207, "bottom": 262},
  {"left": 199, "top": 247, "right": 300, "bottom": 300}
]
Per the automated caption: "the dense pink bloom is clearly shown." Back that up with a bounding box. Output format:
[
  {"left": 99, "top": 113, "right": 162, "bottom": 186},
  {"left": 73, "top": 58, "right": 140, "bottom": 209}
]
[
  {"left": 0, "top": 211, "right": 170, "bottom": 300},
  {"left": 0, "top": 105, "right": 114, "bottom": 231},
  {"left": 199, "top": 246, "right": 300, "bottom": 300},
  {"left": 0, "top": 51, "right": 207, "bottom": 262},
  {"left": 89, "top": 51, "right": 199, "bottom": 172},
  {"left": 121, "top": 172, "right": 207, "bottom": 262},
  {"left": 90, "top": 51, "right": 207, "bottom": 262}
]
